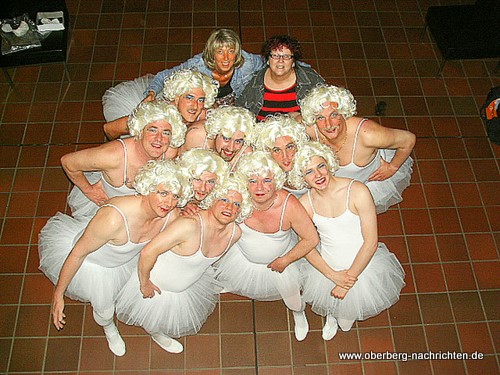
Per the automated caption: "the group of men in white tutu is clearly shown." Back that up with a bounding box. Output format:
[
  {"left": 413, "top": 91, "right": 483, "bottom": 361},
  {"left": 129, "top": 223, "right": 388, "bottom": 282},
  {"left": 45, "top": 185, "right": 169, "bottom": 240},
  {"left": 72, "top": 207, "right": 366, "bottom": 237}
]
[{"left": 38, "top": 29, "right": 415, "bottom": 357}]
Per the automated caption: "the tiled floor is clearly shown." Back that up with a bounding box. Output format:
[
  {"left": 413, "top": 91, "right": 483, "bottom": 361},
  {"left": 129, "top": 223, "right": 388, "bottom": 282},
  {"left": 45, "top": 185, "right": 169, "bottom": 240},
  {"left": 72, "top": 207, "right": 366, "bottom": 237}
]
[{"left": 0, "top": 0, "right": 498, "bottom": 374}]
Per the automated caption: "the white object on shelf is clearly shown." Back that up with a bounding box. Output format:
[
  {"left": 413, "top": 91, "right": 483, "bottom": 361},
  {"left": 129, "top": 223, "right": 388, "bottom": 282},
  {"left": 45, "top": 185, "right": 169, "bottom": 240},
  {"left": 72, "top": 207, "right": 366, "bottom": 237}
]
[{"left": 36, "top": 11, "right": 65, "bottom": 32}]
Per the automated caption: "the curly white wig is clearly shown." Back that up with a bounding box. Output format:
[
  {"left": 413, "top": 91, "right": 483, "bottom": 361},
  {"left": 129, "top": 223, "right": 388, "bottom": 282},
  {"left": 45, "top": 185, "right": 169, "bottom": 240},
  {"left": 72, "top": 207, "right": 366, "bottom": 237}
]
[
  {"left": 127, "top": 101, "right": 187, "bottom": 148},
  {"left": 288, "top": 141, "right": 339, "bottom": 190},
  {"left": 199, "top": 175, "right": 253, "bottom": 223},
  {"left": 300, "top": 85, "right": 357, "bottom": 127},
  {"left": 163, "top": 69, "right": 219, "bottom": 108},
  {"left": 177, "top": 148, "right": 230, "bottom": 198},
  {"left": 204, "top": 106, "right": 256, "bottom": 142},
  {"left": 234, "top": 150, "right": 286, "bottom": 190},
  {"left": 252, "top": 114, "right": 309, "bottom": 151},
  {"left": 134, "top": 159, "right": 193, "bottom": 207}
]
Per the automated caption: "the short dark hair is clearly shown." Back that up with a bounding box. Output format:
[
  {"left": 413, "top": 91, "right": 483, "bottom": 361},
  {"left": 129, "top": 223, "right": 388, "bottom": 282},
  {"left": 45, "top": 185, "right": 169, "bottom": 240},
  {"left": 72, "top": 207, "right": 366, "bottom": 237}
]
[{"left": 261, "top": 35, "right": 302, "bottom": 61}]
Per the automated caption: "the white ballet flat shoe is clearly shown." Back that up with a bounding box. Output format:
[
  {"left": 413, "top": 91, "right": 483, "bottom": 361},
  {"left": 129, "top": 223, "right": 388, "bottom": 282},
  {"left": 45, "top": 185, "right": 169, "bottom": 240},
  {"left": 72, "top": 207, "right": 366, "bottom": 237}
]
[
  {"left": 337, "top": 318, "right": 355, "bottom": 332},
  {"left": 152, "top": 334, "right": 184, "bottom": 353},
  {"left": 322, "top": 316, "right": 338, "bottom": 341},
  {"left": 292, "top": 311, "right": 309, "bottom": 341},
  {"left": 103, "top": 324, "right": 126, "bottom": 356}
]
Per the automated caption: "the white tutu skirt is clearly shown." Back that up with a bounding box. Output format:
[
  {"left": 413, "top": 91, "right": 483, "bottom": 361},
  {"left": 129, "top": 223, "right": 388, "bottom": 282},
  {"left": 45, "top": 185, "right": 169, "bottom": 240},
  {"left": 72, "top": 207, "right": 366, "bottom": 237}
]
[
  {"left": 66, "top": 171, "right": 101, "bottom": 220},
  {"left": 38, "top": 212, "right": 138, "bottom": 313},
  {"left": 115, "top": 270, "right": 221, "bottom": 338},
  {"left": 367, "top": 150, "right": 413, "bottom": 214},
  {"left": 102, "top": 74, "right": 154, "bottom": 122},
  {"left": 214, "top": 243, "right": 301, "bottom": 303},
  {"left": 301, "top": 243, "right": 405, "bottom": 321}
]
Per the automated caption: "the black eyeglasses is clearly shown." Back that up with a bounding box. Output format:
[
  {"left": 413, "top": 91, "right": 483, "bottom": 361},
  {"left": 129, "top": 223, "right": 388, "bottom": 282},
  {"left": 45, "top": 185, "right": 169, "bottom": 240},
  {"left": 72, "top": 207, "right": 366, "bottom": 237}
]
[{"left": 269, "top": 53, "right": 293, "bottom": 60}]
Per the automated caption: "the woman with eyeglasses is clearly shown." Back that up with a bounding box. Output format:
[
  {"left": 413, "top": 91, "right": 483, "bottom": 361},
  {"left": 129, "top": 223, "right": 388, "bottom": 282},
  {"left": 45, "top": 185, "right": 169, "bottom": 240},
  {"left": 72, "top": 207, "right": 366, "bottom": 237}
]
[
  {"left": 300, "top": 85, "right": 416, "bottom": 214},
  {"left": 236, "top": 35, "right": 325, "bottom": 122}
]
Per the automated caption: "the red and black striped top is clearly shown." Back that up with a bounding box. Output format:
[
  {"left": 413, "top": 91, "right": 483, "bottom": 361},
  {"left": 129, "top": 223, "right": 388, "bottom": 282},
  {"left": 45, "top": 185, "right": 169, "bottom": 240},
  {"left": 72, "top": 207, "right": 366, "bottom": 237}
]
[{"left": 257, "top": 83, "right": 300, "bottom": 122}]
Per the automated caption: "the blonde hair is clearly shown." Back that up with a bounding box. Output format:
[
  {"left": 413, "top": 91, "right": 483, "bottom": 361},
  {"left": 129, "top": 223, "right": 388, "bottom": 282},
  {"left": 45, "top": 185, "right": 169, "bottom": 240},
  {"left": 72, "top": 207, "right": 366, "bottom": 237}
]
[
  {"left": 235, "top": 151, "right": 286, "bottom": 190},
  {"left": 300, "top": 85, "right": 357, "bottom": 127},
  {"left": 202, "top": 29, "right": 244, "bottom": 70},
  {"left": 204, "top": 106, "right": 256, "bottom": 141},
  {"left": 134, "top": 160, "right": 192, "bottom": 207},
  {"left": 163, "top": 69, "right": 219, "bottom": 108},
  {"left": 288, "top": 141, "right": 339, "bottom": 190},
  {"left": 177, "top": 148, "right": 230, "bottom": 199},
  {"left": 199, "top": 176, "right": 253, "bottom": 223},
  {"left": 127, "top": 101, "right": 187, "bottom": 148},
  {"left": 252, "top": 114, "right": 309, "bottom": 150}
]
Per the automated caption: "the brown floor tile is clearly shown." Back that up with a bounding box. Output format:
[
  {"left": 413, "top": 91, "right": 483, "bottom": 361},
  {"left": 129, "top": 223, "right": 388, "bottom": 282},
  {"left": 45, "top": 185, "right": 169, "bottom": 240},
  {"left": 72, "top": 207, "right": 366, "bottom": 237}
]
[
  {"left": 12, "top": 168, "right": 43, "bottom": 192},
  {"left": 185, "top": 334, "right": 220, "bottom": 369},
  {"left": 413, "top": 263, "right": 446, "bottom": 293},
  {"left": 0, "top": 274, "right": 23, "bottom": 304},
  {"left": 220, "top": 300, "right": 253, "bottom": 333},
  {"left": 432, "top": 360, "right": 467, "bottom": 375},
  {"left": 436, "top": 234, "right": 469, "bottom": 261},
  {"left": 449, "top": 291, "right": 486, "bottom": 322},
  {"left": 328, "top": 363, "right": 363, "bottom": 375},
  {"left": 7, "top": 192, "right": 38, "bottom": 217},
  {"left": 358, "top": 327, "right": 394, "bottom": 353},
  {"left": 254, "top": 300, "right": 289, "bottom": 332},
  {"left": 418, "top": 293, "right": 453, "bottom": 324},
  {"left": 473, "top": 261, "right": 500, "bottom": 290},
  {"left": 443, "top": 262, "right": 477, "bottom": 291},
  {"left": 397, "top": 359, "right": 432, "bottom": 375},
  {"left": 465, "top": 355, "right": 500, "bottom": 375},
  {"left": 291, "top": 331, "right": 327, "bottom": 365},
  {"left": 406, "top": 235, "right": 439, "bottom": 263},
  {"left": 363, "top": 361, "right": 398, "bottom": 375},
  {"left": 401, "top": 209, "right": 433, "bottom": 235},
  {"left": 15, "top": 305, "right": 51, "bottom": 337},
  {"left": 21, "top": 274, "right": 55, "bottom": 304},
  {"left": 326, "top": 329, "right": 360, "bottom": 363},
  {"left": 256, "top": 332, "right": 291, "bottom": 366},
  {"left": 457, "top": 323, "right": 495, "bottom": 354},
  {"left": 388, "top": 294, "right": 422, "bottom": 326},
  {"left": 0, "top": 245, "right": 28, "bottom": 273},
  {"left": 79, "top": 337, "right": 115, "bottom": 371},
  {"left": 150, "top": 339, "right": 185, "bottom": 370},
  {"left": 393, "top": 325, "right": 427, "bottom": 353},
  {"left": 423, "top": 183, "right": 454, "bottom": 208},
  {"left": 116, "top": 336, "right": 151, "bottom": 371},
  {"left": 0, "top": 306, "right": 17, "bottom": 338},
  {"left": 480, "top": 291, "right": 500, "bottom": 321},
  {"left": 44, "top": 337, "right": 81, "bottom": 372},
  {"left": 221, "top": 333, "right": 255, "bottom": 367},
  {"left": 9, "top": 337, "right": 46, "bottom": 372}
]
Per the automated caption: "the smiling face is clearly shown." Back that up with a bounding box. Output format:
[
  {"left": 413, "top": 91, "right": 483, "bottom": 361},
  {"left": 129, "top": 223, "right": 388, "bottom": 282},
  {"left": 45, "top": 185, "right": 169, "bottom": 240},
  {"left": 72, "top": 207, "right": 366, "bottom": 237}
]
[
  {"left": 315, "top": 101, "right": 345, "bottom": 141},
  {"left": 268, "top": 46, "right": 294, "bottom": 78},
  {"left": 147, "top": 183, "right": 179, "bottom": 217},
  {"left": 215, "top": 130, "right": 245, "bottom": 162},
  {"left": 214, "top": 45, "right": 237, "bottom": 75},
  {"left": 139, "top": 120, "right": 172, "bottom": 159},
  {"left": 174, "top": 88, "right": 206, "bottom": 123},
  {"left": 192, "top": 171, "right": 218, "bottom": 202},
  {"left": 303, "top": 156, "right": 331, "bottom": 190},
  {"left": 270, "top": 136, "right": 297, "bottom": 172},
  {"left": 212, "top": 189, "right": 242, "bottom": 224},
  {"left": 247, "top": 173, "right": 276, "bottom": 205}
]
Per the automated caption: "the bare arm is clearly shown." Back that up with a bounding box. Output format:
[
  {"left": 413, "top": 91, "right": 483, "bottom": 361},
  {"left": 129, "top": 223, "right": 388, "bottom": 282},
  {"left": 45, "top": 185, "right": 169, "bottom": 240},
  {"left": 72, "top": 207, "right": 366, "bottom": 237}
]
[
  {"left": 267, "top": 196, "right": 319, "bottom": 272},
  {"left": 138, "top": 217, "right": 197, "bottom": 298},
  {"left": 60, "top": 142, "right": 121, "bottom": 204},
  {"left": 52, "top": 207, "right": 124, "bottom": 329},
  {"left": 360, "top": 120, "right": 416, "bottom": 181}
]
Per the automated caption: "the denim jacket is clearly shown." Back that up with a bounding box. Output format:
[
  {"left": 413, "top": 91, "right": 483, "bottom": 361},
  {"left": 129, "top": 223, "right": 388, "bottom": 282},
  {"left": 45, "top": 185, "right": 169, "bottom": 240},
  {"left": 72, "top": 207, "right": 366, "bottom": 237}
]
[
  {"left": 235, "top": 63, "right": 325, "bottom": 115},
  {"left": 145, "top": 50, "right": 265, "bottom": 97}
]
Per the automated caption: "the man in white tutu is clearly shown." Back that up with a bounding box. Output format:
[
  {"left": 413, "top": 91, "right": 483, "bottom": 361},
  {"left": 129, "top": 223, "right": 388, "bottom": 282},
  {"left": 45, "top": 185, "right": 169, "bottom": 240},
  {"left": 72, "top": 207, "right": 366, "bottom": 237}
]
[
  {"left": 300, "top": 85, "right": 416, "bottom": 213},
  {"left": 180, "top": 105, "right": 256, "bottom": 172},
  {"left": 62, "top": 101, "right": 186, "bottom": 220},
  {"left": 115, "top": 177, "right": 253, "bottom": 353},
  {"left": 39, "top": 160, "right": 190, "bottom": 356},
  {"left": 288, "top": 141, "right": 405, "bottom": 340},
  {"left": 177, "top": 148, "right": 230, "bottom": 215},
  {"left": 215, "top": 151, "right": 319, "bottom": 341},
  {"left": 103, "top": 69, "right": 218, "bottom": 141}
]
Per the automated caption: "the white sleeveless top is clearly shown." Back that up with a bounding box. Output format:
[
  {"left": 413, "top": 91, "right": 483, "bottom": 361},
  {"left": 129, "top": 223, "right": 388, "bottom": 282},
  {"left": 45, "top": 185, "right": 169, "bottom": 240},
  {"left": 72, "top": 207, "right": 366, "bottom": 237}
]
[
  {"left": 85, "top": 204, "right": 170, "bottom": 267},
  {"left": 237, "top": 193, "right": 296, "bottom": 264},
  {"left": 150, "top": 213, "right": 237, "bottom": 292},
  {"left": 101, "top": 139, "right": 136, "bottom": 197},
  {"left": 307, "top": 181, "right": 363, "bottom": 270}
]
